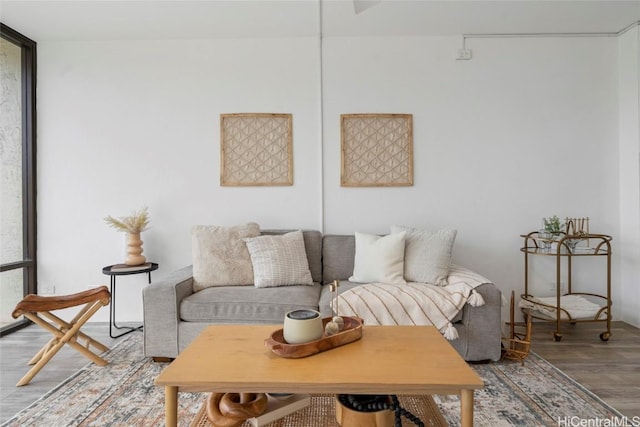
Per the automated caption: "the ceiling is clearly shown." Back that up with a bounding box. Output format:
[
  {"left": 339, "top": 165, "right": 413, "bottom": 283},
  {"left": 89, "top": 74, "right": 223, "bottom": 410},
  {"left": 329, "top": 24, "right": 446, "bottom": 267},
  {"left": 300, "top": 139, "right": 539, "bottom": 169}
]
[{"left": 1, "top": 0, "right": 639, "bottom": 42}]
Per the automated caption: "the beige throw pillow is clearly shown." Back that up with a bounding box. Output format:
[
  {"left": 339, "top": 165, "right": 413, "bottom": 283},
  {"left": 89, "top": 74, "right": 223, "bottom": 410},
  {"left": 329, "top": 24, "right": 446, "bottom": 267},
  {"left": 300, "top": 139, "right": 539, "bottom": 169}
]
[
  {"left": 192, "top": 223, "right": 260, "bottom": 292},
  {"left": 348, "top": 231, "right": 407, "bottom": 285},
  {"left": 391, "top": 225, "right": 457, "bottom": 286},
  {"left": 244, "top": 231, "right": 314, "bottom": 288}
]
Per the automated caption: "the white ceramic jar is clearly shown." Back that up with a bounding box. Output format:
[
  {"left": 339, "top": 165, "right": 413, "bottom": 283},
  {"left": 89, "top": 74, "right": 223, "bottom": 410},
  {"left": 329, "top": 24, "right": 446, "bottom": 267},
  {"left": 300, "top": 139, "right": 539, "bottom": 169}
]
[{"left": 283, "top": 309, "right": 323, "bottom": 344}]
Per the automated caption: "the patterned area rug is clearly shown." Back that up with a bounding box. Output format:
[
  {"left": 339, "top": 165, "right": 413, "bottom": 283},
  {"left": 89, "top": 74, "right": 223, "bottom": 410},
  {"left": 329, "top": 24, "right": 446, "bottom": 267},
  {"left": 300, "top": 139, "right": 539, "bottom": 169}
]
[
  {"left": 189, "top": 394, "right": 447, "bottom": 427},
  {"left": 2, "top": 333, "right": 623, "bottom": 427}
]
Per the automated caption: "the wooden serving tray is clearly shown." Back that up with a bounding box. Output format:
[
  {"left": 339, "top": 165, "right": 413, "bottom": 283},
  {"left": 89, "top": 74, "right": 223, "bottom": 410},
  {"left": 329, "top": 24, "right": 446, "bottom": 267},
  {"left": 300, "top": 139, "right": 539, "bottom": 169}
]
[{"left": 265, "top": 316, "right": 363, "bottom": 358}]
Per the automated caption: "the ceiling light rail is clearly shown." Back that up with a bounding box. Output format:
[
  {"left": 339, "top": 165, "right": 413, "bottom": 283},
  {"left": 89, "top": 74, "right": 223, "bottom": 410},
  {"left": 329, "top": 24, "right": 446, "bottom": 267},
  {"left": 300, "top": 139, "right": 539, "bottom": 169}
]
[
  {"left": 457, "top": 21, "right": 638, "bottom": 61},
  {"left": 462, "top": 20, "right": 639, "bottom": 42}
]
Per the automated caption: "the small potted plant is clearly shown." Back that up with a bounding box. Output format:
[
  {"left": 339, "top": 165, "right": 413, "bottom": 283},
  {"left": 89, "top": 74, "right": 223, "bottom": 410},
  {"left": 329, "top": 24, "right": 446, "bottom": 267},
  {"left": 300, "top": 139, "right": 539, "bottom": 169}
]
[
  {"left": 543, "top": 215, "right": 564, "bottom": 238},
  {"left": 104, "top": 206, "right": 150, "bottom": 266},
  {"left": 537, "top": 215, "right": 563, "bottom": 252}
]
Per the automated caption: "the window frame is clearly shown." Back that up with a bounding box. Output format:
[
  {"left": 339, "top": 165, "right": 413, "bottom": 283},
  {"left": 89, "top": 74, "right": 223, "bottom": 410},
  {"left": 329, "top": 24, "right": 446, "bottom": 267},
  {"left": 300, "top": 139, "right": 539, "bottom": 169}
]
[{"left": 0, "top": 23, "right": 37, "bottom": 336}]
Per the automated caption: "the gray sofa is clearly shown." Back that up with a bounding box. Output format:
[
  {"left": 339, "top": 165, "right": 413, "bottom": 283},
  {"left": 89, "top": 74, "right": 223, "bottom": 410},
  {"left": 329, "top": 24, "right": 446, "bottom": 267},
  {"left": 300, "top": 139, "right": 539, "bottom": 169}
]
[{"left": 143, "top": 230, "right": 502, "bottom": 361}]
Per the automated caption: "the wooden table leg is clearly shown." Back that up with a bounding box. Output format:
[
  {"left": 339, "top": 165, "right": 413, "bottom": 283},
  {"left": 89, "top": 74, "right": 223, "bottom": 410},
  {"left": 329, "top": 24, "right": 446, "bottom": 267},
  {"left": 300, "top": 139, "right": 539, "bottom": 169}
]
[
  {"left": 460, "top": 389, "right": 474, "bottom": 427},
  {"left": 165, "top": 385, "right": 178, "bottom": 427}
]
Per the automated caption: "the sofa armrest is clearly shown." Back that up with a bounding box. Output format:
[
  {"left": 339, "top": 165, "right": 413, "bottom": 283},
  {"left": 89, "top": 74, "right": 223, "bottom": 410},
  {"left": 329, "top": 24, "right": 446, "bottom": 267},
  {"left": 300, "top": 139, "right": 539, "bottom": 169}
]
[
  {"left": 459, "top": 282, "right": 503, "bottom": 361},
  {"left": 143, "top": 265, "right": 194, "bottom": 358}
]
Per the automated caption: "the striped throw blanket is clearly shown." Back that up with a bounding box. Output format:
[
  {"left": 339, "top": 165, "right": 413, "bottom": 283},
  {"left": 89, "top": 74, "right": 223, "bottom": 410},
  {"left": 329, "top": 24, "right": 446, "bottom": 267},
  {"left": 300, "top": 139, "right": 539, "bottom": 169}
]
[{"left": 333, "top": 265, "right": 489, "bottom": 340}]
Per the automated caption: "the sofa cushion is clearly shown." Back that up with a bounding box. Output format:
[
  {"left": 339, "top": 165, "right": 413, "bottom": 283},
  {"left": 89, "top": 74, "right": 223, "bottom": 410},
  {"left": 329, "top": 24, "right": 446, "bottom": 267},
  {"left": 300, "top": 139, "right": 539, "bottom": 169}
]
[
  {"left": 180, "top": 284, "right": 322, "bottom": 323},
  {"left": 244, "top": 230, "right": 314, "bottom": 288},
  {"left": 318, "top": 280, "right": 365, "bottom": 316},
  {"left": 391, "top": 225, "right": 457, "bottom": 286},
  {"left": 349, "top": 231, "right": 407, "bottom": 285},
  {"left": 191, "top": 223, "right": 260, "bottom": 292},
  {"left": 322, "top": 235, "right": 355, "bottom": 283}
]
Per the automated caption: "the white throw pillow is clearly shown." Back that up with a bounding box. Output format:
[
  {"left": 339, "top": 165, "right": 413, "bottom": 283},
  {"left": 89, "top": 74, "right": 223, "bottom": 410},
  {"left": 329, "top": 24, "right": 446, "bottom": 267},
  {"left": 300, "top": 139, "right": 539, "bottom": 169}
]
[
  {"left": 390, "top": 225, "right": 457, "bottom": 286},
  {"left": 244, "top": 230, "right": 314, "bottom": 288},
  {"left": 192, "top": 222, "right": 260, "bottom": 292},
  {"left": 349, "top": 231, "right": 407, "bottom": 285}
]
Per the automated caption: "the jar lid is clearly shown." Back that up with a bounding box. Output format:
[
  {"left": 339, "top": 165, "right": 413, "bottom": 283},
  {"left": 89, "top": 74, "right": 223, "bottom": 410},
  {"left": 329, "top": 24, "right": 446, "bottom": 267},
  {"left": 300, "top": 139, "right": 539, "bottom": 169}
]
[{"left": 287, "top": 310, "right": 319, "bottom": 320}]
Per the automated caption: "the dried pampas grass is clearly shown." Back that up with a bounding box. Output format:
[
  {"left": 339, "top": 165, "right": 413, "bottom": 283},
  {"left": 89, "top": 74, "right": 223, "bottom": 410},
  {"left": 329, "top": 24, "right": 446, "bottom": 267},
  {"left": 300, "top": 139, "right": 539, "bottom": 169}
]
[{"left": 104, "top": 206, "right": 150, "bottom": 233}]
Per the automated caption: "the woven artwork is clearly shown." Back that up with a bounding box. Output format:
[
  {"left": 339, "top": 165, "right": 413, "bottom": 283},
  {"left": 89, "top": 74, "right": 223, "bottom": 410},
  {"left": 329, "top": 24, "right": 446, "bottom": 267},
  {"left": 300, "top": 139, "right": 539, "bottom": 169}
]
[
  {"left": 341, "top": 114, "right": 413, "bottom": 187},
  {"left": 220, "top": 113, "right": 293, "bottom": 186}
]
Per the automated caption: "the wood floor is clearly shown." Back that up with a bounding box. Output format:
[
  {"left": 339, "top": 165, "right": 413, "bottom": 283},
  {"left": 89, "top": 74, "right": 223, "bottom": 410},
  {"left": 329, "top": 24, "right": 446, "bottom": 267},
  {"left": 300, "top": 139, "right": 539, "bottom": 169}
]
[
  {"left": 528, "top": 320, "right": 640, "bottom": 418},
  {"left": 0, "top": 322, "right": 124, "bottom": 423},
  {"left": 1, "top": 321, "right": 639, "bottom": 424}
]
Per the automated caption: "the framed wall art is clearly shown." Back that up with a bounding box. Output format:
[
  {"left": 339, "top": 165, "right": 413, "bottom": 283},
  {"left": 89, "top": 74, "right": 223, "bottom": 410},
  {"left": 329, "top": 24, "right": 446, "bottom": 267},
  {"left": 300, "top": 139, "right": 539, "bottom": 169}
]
[
  {"left": 341, "top": 113, "right": 413, "bottom": 187},
  {"left": 220, "top": 113, "right": 293, "bottom": 186}
]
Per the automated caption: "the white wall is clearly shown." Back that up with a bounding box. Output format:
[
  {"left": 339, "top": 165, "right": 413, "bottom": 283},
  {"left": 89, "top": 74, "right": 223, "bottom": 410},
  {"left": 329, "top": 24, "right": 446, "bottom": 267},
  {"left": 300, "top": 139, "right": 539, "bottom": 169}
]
[
  {"left": 36, "top": 31, "right": 633, "bottom": 325},
  {"left": 322, "top": 35, "right": 620, "bottom": 320},
  {"left": 37, "top": 38, "right": 322, "bottom": 320},
  {"left": 618, "top": 26, "right": 640, "bottom": 326}
]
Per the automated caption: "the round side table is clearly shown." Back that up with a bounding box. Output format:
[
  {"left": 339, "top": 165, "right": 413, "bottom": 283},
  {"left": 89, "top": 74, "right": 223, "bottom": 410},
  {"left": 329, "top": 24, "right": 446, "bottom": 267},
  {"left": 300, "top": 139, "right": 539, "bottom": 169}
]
[{"left": 102, "top": 262, "right": 158, "bottom": 338}]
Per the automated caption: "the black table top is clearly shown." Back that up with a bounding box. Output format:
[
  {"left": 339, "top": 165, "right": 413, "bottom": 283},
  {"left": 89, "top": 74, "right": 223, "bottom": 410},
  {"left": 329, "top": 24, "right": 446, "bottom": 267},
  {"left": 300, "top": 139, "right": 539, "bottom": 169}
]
[{"left": 102, "top": 262, "right": 159, "bottom": 276}]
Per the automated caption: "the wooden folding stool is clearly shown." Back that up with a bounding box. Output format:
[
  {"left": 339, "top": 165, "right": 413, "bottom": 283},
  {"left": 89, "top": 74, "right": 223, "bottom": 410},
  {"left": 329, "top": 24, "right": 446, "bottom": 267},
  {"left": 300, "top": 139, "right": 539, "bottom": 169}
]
[{"left": 11, "top": 286, "right": 111, "bottom": 386}]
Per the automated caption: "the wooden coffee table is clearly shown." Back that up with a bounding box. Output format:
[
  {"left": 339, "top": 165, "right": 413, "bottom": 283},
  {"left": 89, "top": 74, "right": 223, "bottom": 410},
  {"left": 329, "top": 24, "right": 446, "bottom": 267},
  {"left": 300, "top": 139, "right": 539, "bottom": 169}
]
[{"left": 155, "top": 324, "right": 483, "bottom": 427}]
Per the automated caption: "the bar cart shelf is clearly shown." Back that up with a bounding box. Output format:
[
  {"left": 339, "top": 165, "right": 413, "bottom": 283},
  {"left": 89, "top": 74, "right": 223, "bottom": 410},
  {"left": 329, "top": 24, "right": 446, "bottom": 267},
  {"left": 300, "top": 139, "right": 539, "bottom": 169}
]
[{"left": 520, "top": 232, "right": 612, "bottom": 342}]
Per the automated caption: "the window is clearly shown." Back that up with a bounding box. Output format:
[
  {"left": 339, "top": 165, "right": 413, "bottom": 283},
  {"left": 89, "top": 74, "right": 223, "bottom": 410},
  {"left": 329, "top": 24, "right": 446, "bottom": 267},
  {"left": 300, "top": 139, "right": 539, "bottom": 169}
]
[{"left": 1, "top": 24, "right": 37, "bottom": 336}]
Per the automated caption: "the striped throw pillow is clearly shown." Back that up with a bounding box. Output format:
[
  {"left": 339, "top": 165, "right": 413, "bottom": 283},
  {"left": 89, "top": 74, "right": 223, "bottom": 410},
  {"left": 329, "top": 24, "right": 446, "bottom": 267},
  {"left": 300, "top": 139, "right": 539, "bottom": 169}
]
[{"left": 244, "top": 231, "right": 314, "bottom": 288}]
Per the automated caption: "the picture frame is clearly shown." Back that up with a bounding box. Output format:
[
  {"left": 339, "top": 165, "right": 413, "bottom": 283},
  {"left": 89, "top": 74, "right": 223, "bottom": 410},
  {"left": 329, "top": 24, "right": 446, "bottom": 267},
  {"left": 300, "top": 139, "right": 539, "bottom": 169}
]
[
  {"left": 220, "top": 113, "right": 293, "bottom": 186},
  {"left": 340, "top": 113, "right": 413, "bottom": 187}
]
